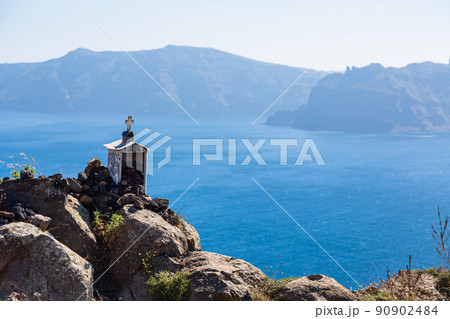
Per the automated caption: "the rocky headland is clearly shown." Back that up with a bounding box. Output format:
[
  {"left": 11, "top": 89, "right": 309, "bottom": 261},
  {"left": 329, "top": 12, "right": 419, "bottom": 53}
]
[{"left": 0, "top": 158, "right": 447, "bottom": 301}]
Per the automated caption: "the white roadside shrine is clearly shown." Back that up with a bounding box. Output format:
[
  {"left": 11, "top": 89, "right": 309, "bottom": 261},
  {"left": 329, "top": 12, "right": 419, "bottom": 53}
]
[{"left": 103, "top": 116, "right": 148, "bottom": 194}]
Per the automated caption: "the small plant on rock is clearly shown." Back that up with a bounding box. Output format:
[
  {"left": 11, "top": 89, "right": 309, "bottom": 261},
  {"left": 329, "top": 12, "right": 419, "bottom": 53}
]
[
  {"left": 359, "top": 290, "right": 395, "bottom": 301},
  {"left": 91, "top": 211, "right": 123, "bottom": 244},
  {"left": 91, "top": 211, "right": 105, "bottom": 234},
  {"left": 105, "top": 213, "right": 124, "bottom": 233},
  {"left": 164, "top": 207, "right": 184, "bottom": 228},
  {"left": 139, "top": 248, "right": 157, "bottom": 276},
  {"left": 253, "top": 277, "right": 298, "bottom": 301},
  {"left": 11, "top": 170, "right": 19, "bottom": 179},
  {"left": 146, "top": 271, "right": 190, "bottom": 301},
  {"left": 357, "top": 256, "right": 423, "bottom": 301},
  {"left": 251, "top": 254, "right": 299, "bottom": 301},
  {"left": 23, "top": 164, "right": 36, "bottom": 175}
]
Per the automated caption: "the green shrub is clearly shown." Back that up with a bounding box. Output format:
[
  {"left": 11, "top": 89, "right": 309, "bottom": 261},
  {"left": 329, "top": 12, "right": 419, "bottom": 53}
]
[
  {"left": 91, "top": 211, "right": 104, "bottom": 232},
  {"left": 252, "top": 277, "right": 298, "bottom": 301},
  {"left": 23, "top": 164, "right": 36, "bottom": 175},
  {"left": 11, "top": 170, "right": 19, "bottom": 179},
  {"left": 139, "top": 249, "right": 157, "bottom": 276},
  {"left": 165, "top": 208, "right": 184, "bottom": 228},
  {"left": 146, "top": 271, "right": 190, "bottom": 301},
  {"left": 360, "top": 291, "right": 395, "bottom": 301},
  {"left": 105, "top": 213, "right": 124, "bottom": 233},
  {"left": 251, "top": 254, "right": 298, "bottom": 300}
]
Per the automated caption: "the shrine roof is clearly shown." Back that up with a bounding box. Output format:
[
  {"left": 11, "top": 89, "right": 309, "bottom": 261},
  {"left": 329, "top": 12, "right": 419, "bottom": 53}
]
[{"left": 103, "top": 138, "right": 149, "bottom": 151}]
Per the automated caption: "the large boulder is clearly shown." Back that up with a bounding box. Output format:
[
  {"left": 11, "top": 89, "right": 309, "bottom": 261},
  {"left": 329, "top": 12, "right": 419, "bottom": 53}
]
[
  {"left": 0, "top": 221, "right": 41, "bottom": 271},
  {"left": 278, "top": 274, "right": 356, "bottom": 301},
  {"left": 119, "top": 255, "right": 182, "bottom": 301},
  {"left": 0, "top": 178, "right": 98, "bottom": 259},
  {"left": 119, "top": 251, "right": 267, "bottom": 301},
  {"left": 0, "top": 222, "right": 94, "bottom": 300},
  {"left": 118, "top": 273, "right": 150, "bottom": 301},
  {"left": 181, "top": 251, "right": 266, "bottom": 301},
  {"left": 107, "top": 205, "right": 193, "bottom": 286}
]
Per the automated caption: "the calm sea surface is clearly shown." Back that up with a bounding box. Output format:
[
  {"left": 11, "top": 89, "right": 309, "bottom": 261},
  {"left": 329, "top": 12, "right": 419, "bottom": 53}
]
[{"left": 1, "top": 111, "right": 449, "bottom": 289}]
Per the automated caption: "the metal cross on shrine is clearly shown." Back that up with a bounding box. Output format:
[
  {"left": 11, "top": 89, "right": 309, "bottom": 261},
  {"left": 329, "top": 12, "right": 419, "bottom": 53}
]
[{"left": 125, "top": 116, "right": 134, "bottom": 131}]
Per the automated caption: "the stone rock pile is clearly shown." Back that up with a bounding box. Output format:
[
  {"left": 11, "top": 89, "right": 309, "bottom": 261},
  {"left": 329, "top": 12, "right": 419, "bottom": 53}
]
[
  {"left": 120, "top": 167, "right": 144, "bottom": 191},
  {"left": 63, "top": 158, "right": 145, "bottom": 213},
  {"left": 0, "top": 201, "right": 51, "bottom": 231}
]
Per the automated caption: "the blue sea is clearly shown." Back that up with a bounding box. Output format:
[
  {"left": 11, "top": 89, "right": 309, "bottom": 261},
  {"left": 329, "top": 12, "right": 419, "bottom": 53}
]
[{"left": 1, "top": 111, "right": 449, "bottom": 289}]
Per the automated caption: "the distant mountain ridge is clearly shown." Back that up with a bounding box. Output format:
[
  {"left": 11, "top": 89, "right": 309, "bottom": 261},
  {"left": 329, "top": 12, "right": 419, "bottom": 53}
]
[
  {"left": 266, "top": 62, "right": 450, "bottom": 132},
  {"left": 0, "top": 46, "right": 325, "bottom": 117}
]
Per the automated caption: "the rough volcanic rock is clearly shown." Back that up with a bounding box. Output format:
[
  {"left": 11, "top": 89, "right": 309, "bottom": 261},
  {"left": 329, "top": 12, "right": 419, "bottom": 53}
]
[
  {"left": 119, "top": 256, "right": 182, "bottom": 301},
  {"left": 24, "top": 208, "right": 35, "bottom": 217},
  {"left": 380, "top": 271, "right": 445, "bottom": 301},
  {"left": 278, "top": 274, "right": 356, "bottom": 301},
  {"left": 115, "top": 194, "right": 177, "bottom": 217},
  {"left": 67, "top": 178, "right": 83, "bottom": 193},
  {"left": 92, "top": 193, "right": 118, "bottom": 212},
  {"left": 151, "top": 198, "right": 169, "bottom": 212},
  {"left": 78, "top": 172, "right": 88, "bottom": 183},
  {"left": 181, "top": 251, "right": 266, "bottom": 301},
  {"left": 80, "top": 194, "right": 93, "bottom": 207},
  {"left": 0, "top": 211, "right": 14, "bottom": 220},
  {"left": 118, "top": 273, "right": 150, "bottom": 301},
  {"left": 0, "top": 222, "right": 93, "bottom": 300},
  {"left": 48, "top": 173, "right": 62, "bottom": 182},
  {"left": 11, "top": 203, "right": 27, "bottom": 221},
  {"left": 31, "top": 214, "right": 52, "bottom": 231},
  {"left": 0, "top": 178, "right": 98, "bottom": 259},
  {"left": 20, "top": 170, "right": 34, "bottom": 180},
  {"left": 107, "top": 205, "right": 190, "bottom": 287},
  {"left": 117, "top": 193, "right": 148, "bottom": 210},
  {"left": 84, "top": 158, "right": 101, "bottom": 175},
  {"left": 61, "top": 195, "right": 98, "bottom": 258},
  {"left": 0, "top": 222, "right": 40, "bottom": 270},
  {"left": 179, "top": 219, "right": 201, "bottom": 251}
]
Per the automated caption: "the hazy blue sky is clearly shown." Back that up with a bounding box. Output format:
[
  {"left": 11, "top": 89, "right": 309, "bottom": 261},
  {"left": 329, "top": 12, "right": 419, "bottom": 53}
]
[{"left": 0, "top": 0, "right": 449, "bottom": 71}]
